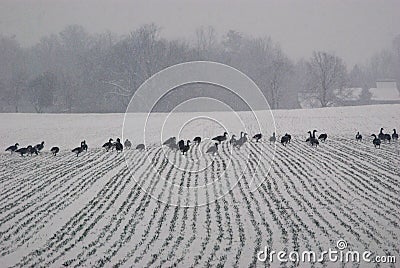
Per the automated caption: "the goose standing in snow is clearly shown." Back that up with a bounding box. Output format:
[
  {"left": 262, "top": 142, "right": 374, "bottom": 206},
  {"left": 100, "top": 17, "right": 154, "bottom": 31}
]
[
  {"left": 178, "top": 140, "right": 185, "bottom": 151},
  {"left": 51, "top": 147, "right": 60, "bottom": 156},
  {"left": 5, "top": 143, "right": 19, "bottom": 154},
  {"left": 318, "top": 133, "right": 328, "bottom": 142},
  {"left": 181, "top": 140, "right": 191, "bottom": 155},
  {"left": 281, "top": 135, "right": 289, "bottom": 146},
  {"left": 252, "top": 133, "right": 262, "bottom": 142},
  {"left": 356, "top": 132, "right": 362, "bottom": 141},
  {"left": 72, "top": 143, "right": 85, "bottom": 157},
  {"left": 115, "top": 138, "right": 123, "bottom": 152},
  {"left": 229, "top": 134, "right": 237, "bottom": 146},
  {"left": 136, "top": 144, "right": 145, "bottom": 150},
  {"left": 163, "top": 137, "right": 176, "bottom": 146},
  {"left": 235, "top": 132, "right": 248, "bottom": 148},
  {"left": 305, "top": 131, "right": 312, "bottom": 143},
  {"left": 28, "top": 146, "right": 38, "bottom": 156},
  {"left": 168, "top": 142, "right": 179, "bottom": 150},
  {"left": 206, "top": 143, "right": 219, "bottom": 156},
  {"left": 212, "top": 132, "right": 228, "bottom": 143},
  {"left": 102, "top": 138, "right": 114, "bottom": 152},
  {"left": 34, "top": 141, "right": 45, "bottom": 152},
  {"left": 16, "top": 145, "right": 31, "bottom": 156},
  {"left": 392, "top": 129, "right": 398, "bottom": 141},
  {"left": 384, "top": 133, "right": 391, "bottom": 143},
  {"left": 193, "top": 136, "right": 201, "bottom": 144},
  {"left": 81, "top": 140, "right": 88, "bottom": 152},
  {"left": 164, "top": 137, "right": 179, "bottom": 150},
  {"left": 371, "top": 134, "right": 381, "bottom": 148},
  {"left": 284, "top": 133, "right": 292, "bottom": 143},
  {"left": 124, "top": 139, "right": 132, "bottom": 149},
  {"left": 378, "top": 128, "right": 385, "bottom": 141},
  {"left": 269, "top": 132, "right": 276, "bottom": 144},
  {"left": 310, "top": 130, "right": 319, "bottom": 147}
]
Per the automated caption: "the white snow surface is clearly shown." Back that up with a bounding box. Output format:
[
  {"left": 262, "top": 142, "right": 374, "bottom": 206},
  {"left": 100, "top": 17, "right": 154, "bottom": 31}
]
[
  {"left": 0, "top": 104, "right": 399, "bottom": 268},
  {"left": 0, "top": 104, "right": 399, "bottom": 150}
]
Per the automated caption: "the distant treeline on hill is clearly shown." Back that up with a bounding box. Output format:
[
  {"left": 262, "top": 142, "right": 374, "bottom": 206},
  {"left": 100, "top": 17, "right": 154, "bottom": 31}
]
[{"left": 0, "top": 24, "right": 399, "bottom": 113}]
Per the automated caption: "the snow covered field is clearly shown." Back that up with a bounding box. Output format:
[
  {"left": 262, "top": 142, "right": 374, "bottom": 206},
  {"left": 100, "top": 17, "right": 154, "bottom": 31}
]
[{"left": 0, "top": 104, "right": 399, "bottom": 267}]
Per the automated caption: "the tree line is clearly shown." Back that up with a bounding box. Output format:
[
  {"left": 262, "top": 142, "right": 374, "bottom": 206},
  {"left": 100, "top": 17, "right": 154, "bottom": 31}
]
[{"left": 0, "top": 24, "right": 399, "bottom": 113}]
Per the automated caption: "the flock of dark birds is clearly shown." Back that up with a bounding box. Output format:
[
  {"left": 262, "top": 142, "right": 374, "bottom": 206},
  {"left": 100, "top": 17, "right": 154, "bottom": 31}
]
[
  {"left": 4, "top": 128, "right": 398, "bottom": 157},
  {"left": 369, "top": 128, "right": 398, "bottom": 148}
]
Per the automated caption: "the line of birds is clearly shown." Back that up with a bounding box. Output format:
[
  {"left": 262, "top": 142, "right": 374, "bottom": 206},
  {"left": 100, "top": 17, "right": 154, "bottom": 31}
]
[
  {"left": 162, "top": 131, "right": 291, "bottom": 156},
  {"left": 162, "top": 131, "right": 252, "bottom": 156},
  {"left": 268, "top": 132, "right": 293, "bottom": 146},
  {"left": 5, "top": 141, "right": 46, "bottom": 156},
  {"left": 368, "top": 128, "right": 398, "bottom": 148},
  {"left": 4, "top": 128, "right": 398, "bottom": 157}
]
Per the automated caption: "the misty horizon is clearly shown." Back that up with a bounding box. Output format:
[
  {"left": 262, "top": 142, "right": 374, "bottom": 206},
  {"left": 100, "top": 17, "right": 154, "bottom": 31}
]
[{"left": 1, "top": 0, "right": 399, "bottom": 67}]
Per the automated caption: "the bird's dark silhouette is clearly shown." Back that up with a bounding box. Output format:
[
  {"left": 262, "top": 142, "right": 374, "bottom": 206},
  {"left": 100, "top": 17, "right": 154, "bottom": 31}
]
[
  {"left": 305, "top": 131, "right": 312, "bottom": 143},
  {"left": 392, "top": 129, "right": 398, "bottom": 141},
  {"left": 371, "top": 134, "right": 381, "bottom": 148},
  {"left": 230, "top": 134, "right": 237, "bottom": 146},
  {"left": 318, "top": 133, "right": 328, "bottom": 142},
  {"left": 284, "top": 133, "right": 292, "bottom": 143},
  {"left": 28, "top": 146, "right": 38, "bottom": 156},
  {"left": 206, "top": 143, "right": 219, "bottom": 155},
  {"left": 356, "top": 132, "right": 362, "bottom": 141},
  {"left": 51, "top": 147, "right": 60, "bottom": 156},
  {"left": 115, "top": 138, "right": 123, "bottom": 152},
  {"left": 181, "top": 140, "right": 191, "bottom": 155},
  {"left": 384, "top": 134, "right": 391, "bottom": 143},
  {"left": 164, "top": 137, "right": 179, "bottom": 150},
  {"left": 193, "top": 136, "right": 201, "bottom": 144},
  {"left": 16, "top": 146, "right": 31, "bottom": 156},
  {"left": 124, "top": 139, "right": 132, "bottom": 149},
  {"left": 136, "top": 144, "right": 145, "bottom": 150},
  {"left": 102, "top": 138, "right": 114, "bottom": 152},
  {"left": 178, "top": 140, "right": 185, "bottom": 151},
  {"left": 81, "top": 140, "right": 88, "bottom": 152},
  {"left": 212, "top": 132, "right": 228, "bottom": 143},
  {"left": 34, "top": 141, "right": 45, "bottom": 152},
  {"left": 5, "top": 143, "right": 19, "bottom": 154},
  {"left": 252, "top": 133, "right": 262, "bottom": 142},
  {"left": 72, "top": 143, "right": 85, "bottom": 157},
  {"left": 281, "top": 135, "right": 289, "bottom": 146},
  {"left": 378, "top": 128, "right": 385, "bottom": 140},
  {"left": 235, "top": 132, "right": 248, "bottom": 148},
  {"left": 310, "top": 130, "right": 319, "bottom": 147},
  {"left": 168, "top": 142, "right": 179, "bottom": 150},
  {"left": 269, "top": 132, "right": 276, "bottom": 144},
  {"left": 163, "top": 137, "right": 176, "bottom": 146}
]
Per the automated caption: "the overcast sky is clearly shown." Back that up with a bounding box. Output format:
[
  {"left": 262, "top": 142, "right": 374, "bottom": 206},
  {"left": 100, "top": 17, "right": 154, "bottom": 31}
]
[{"left": 1, "top": 0, "right": 399, "bottom": 66}]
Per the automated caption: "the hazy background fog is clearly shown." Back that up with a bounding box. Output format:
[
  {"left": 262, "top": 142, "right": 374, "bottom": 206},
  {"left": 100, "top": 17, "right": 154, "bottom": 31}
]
[{"left": 1, "top": 0, "right": 399, "bottom": 66}]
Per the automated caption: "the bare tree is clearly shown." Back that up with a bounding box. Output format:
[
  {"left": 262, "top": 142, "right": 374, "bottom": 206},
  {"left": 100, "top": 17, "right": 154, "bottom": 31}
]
[
  {"left": 306, "top": 51, "right": 347, "bottom": 107},
  {"left": 268, "top": 47, "right": 293, "bottom": 109},
  {"left": 0, "top": 35, "right": 25, "bottom": 111},
  {"left": 28, "top": 72, "right": 57, "bottom": 113},
  {"left": 195, "top": 26, "right": 218, "bottom": 59},
  {"left": 102, "top": 24, "right": 165, "bottom": 108},
  {"left": 10, "top": 70, "right": 27, "bottom": 112}
]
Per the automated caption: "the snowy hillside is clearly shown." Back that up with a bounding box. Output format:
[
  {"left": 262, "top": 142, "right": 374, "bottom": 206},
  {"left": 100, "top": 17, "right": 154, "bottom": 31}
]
[
  {"left": 0, "top": 104, "right": 399, "bottom": 150},
  {"left": 0, "top": 104, "right": 399, "bottom": 267}
]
